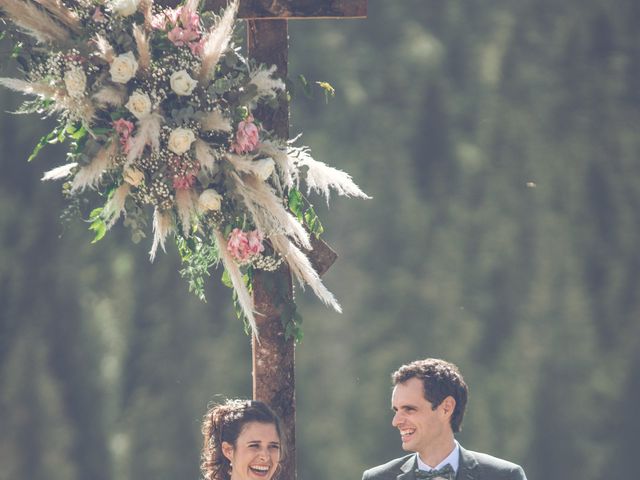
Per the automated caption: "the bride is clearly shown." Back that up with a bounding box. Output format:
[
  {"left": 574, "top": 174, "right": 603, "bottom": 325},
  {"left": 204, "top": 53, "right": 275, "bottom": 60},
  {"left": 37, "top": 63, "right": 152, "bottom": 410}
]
[{"left": 201, "top": 399, "right": 284, "bottom": 480}]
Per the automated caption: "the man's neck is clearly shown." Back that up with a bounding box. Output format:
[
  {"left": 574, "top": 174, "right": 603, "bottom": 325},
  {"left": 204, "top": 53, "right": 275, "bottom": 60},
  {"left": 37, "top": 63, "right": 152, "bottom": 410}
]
[{"left": 417, "top": 436, "right": 456, "bottom": 469}]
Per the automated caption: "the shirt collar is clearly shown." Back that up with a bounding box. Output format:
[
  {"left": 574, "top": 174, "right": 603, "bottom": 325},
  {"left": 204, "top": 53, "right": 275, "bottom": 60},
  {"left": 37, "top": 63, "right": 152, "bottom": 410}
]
[{"left": 416, "top": 440, "right": 460, "bottom": 473}]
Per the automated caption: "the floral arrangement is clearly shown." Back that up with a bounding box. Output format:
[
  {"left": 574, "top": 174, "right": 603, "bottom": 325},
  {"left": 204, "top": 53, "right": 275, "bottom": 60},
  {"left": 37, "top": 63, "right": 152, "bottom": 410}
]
[{"left": 0, "top": 0, "right": 368, "bottom": 335}]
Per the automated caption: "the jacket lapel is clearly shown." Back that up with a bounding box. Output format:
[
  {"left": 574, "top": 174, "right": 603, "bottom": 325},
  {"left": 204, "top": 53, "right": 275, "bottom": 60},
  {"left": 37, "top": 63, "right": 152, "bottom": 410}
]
[
  {"left": 397, "top": 455, "right": 418, "bottom": 480},
  {"left": 456, "top": 446, "right": 479, "bottom": 480}
]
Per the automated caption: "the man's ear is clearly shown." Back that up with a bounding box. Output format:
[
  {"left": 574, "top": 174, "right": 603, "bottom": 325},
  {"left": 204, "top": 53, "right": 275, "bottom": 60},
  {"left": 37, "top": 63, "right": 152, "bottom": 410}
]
[
  {"left": 222, "top": 441, "right": 234, "bottom": 461},
  {"left": 441, "top": 396, "right": 456, "bottom": 419}
]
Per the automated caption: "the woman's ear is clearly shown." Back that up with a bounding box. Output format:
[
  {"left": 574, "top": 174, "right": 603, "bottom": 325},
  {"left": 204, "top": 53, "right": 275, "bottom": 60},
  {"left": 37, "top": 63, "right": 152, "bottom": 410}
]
[{"left": 222, "top": 441, "right": 234, "bottom": 462}]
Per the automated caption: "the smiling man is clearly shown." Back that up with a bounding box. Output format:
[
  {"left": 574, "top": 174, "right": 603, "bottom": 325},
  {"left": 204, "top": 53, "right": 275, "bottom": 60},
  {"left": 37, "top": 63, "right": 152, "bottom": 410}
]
[{"left": 362, "top": 358, "right": 527, "bottom": 480}]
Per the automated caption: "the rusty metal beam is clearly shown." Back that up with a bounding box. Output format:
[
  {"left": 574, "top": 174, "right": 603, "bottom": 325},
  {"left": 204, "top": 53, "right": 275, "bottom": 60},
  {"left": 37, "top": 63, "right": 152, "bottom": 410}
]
[{"left": 202, "top": 0, "right": 367, "bottom": 19}]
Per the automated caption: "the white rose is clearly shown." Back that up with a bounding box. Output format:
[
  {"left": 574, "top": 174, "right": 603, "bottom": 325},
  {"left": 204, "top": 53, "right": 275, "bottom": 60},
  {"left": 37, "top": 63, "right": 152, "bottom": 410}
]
[
  {"left": 110, "top": 0, "right": 140, "bottom": 17},
  {"left": 123, "top": 167, "right": 144, "bottom": 186},
  {"left": 125, "top": 91, "right": 152, "bottom": 119},
  {"left": 253, "top": 158, "right": 275, "bottom": 181},
  {"left": 110, "top": 52, "right": 138, "bottom": 84},
  {"left": 198, "top": 189, "right": 222, "bottom": 211},
  {"left": 64, "top": 67, "right": 86, "bottom": 98},
  {"left": 170, "top": 70, "right": 197, "bottom": 96},
  {"left": 168, "top": 128, "right": 196, "bottom": 155}
]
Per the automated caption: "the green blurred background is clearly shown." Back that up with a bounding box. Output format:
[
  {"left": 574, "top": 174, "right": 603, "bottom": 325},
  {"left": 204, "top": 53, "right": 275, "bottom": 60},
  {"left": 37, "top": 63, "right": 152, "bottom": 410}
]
[{"left": 2, "top": 1, "right": 640, "bottom": 479}]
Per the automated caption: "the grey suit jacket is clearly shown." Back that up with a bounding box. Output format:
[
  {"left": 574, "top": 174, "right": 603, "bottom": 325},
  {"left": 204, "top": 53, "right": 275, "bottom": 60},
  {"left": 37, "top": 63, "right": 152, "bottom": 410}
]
[{"left": 362, "top": 446, "right": 527, "bottom": 480}]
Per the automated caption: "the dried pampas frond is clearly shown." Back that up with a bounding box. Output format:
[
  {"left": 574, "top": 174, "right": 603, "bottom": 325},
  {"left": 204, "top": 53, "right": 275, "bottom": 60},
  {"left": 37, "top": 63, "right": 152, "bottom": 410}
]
[
  {"left": 249, "top": 65, "right": 285, "bottom": 101},
  {"left": 70, "top": 141, "right": 117, "bottom": 192},
  {"left": 0, "top": 0, "right": 70, "bottom": 44},
  {"left": 33, "top": 0, "right": 80, "bottom": 33},
  {"left": 103, "top": 183, "right": 130, "bottom": 229},
  {"left": 175, "top": 189, "right": 196, "bottom": 236},
  {"left": 133, "top": 25, "right": 151, "bottom": 71},
  {"left": 194, "top": 139, "right": 219, "bottom": 173},
  {"left": 127, "top": 112, "right": 162, "bottom": 163},
  {"left": 95, "top": 35, "right": 115, "bottom": 63},
  {"left": 184, "top": 0, "right": 199, "bottom": 14},
  {"left": 259, "top": 141, "right": 293, "bottom": 188},
  {"left": 92, "top": 85, "right": 126, "bottom": 107},
  {"left": 42, "top": 162, "right": 77, "bottom": 181},
  {"left": 226, "top": 153, "right": 260, "bottom": 175},
  {"left": 0, "top": 77, "right": 59, "bottom": 99},
  {"left": 150, "top": 208, "right": 173, "bottom": 261},
  {"left": 198, "top": 0, "right": 238, "bottom": 83},
  {"left": 200, "top": 109, "right": 232, "bottom": 132},
  {"left": 271, "top": 234, "right": 342, "bottom": 313},
  {"left": 139, "top": 0, "right": 153, "bottom": 30},
  {"left": 230, "top": 172, "right": 311, "bottom": 250},
  {"left": 214, "top": 229, "right": 258, "bottom": 336},
  {"left": 289, "top": 145, "right": 371, "bottom": 203},
  {"left": 70, "top": 97, "right": 97, "bottom": 126}
]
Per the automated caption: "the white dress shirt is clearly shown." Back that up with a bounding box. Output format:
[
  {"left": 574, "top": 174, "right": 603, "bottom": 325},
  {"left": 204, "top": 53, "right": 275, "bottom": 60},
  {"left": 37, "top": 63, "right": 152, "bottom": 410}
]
[{"left": 416, "top": 440, "right": 460, "bottom": 474}]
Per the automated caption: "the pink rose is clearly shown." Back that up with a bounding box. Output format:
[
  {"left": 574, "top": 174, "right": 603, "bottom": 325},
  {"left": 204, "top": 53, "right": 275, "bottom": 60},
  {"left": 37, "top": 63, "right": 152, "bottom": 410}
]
[
  {"left": 232, "top": 116, "right": 260, "bottom": 154},
  {"left": 150, "top": 13, "right": 167, "bottom": 30},
  {"left": 188, "top": 37, "right": 206, "bottom": 56},
  {"left": 168, "top": 25, "right": 200, "bottom": 46},
  {"left": 227, "top": 228, "right": 250, "bottom": 262},
  {"left": 227, "top": 228, "right": 264, "bottom": 263},
  {"left": 180, "top": 8, "right": 201, "bottom": 31},
  {"left": 172, "top": 173, "right": 196, "bottom": 190},
  {"left": 112, "top": 118, "right": 135, "bottom": 153},
  {"left": 247, "top": 230, "right": 265, "bottom": 256}
]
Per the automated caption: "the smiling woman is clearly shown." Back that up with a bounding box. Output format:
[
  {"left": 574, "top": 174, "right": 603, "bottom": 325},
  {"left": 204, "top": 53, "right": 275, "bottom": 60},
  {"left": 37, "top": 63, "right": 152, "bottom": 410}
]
[{"left": 201, "top": 399, "right": 285, "bottom": 480}]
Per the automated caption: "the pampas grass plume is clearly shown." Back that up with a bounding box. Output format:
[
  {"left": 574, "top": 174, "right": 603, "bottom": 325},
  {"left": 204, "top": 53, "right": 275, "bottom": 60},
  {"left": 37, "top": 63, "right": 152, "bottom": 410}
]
[
  {"left": 150, "top": 208, "right": 173, "bottom": 261},
  {"left": 198, "top": 0, "right": 238, "bottom": 83},
  {"left": 0, "top": 0, "right": 70, "bottom": 44},
  {"left": 214, "top": 229, "right": 259, "bottom": 336}
]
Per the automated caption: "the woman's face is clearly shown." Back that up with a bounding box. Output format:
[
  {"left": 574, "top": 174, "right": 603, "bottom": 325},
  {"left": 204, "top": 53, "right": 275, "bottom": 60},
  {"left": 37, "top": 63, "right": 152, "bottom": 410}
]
[{"left": 223, "top": 421, "right": 281, "bottom": 480}]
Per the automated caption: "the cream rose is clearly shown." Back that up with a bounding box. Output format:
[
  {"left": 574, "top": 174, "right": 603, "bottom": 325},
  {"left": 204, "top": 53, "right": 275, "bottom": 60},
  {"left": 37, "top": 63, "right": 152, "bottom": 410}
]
[
  {"left": 110, "top": 0, "right": 140, "bottom": 17},
  {"left": 64, "top": 67, "right": 86, "bottom": 98},
  {"left": 125, "top": 91, "right": 152, "bottom": 119},
  {"left": 110, "top": 52, "right": 138, "bottom": 84},
  {"left": 198, "top": 189, "right": 222, "bottom": 211},
  {"left": 253, "top": 158, "right": 275, "bottom": 181},
  {"left": 168, "top": 128, "right": 196, "bottom": 155},
  {"left": 123, "top": 167, "right": 144, "bottom": 186},
  {"left": 170, "top": 70, "right": 197, "bottom": 96}
]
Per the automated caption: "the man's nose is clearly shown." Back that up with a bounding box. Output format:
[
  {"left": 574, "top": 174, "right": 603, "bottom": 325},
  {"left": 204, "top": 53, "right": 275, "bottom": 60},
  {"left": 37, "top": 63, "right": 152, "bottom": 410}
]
[{"left": 392, "top": 411, "right": 401, "bottom": 427}]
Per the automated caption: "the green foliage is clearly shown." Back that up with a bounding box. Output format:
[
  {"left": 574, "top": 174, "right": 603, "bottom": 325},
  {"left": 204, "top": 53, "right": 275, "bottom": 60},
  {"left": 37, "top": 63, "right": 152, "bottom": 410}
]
[
  {"left": 288, "top": 187, "right": 324, "bottom": 237},
  {"left": 281, "top": 301, "right": 303, "bottom": 343},
  {"left": 88, "top": 207, "right": 107, "bottom": 244},
  {"left": 28, "top": 121, "right": 66, "bottom": 162},
  {"left": 178, "top": 234, "right": 220, "bottom": 302}
]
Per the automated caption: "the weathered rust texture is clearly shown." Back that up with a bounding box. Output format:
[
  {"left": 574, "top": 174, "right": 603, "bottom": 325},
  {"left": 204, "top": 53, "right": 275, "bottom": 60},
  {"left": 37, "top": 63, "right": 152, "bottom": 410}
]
[
  {"left": 248, "top": 19, "right": 297, "bottom": 480},
  {"left": 203, "top": 0, "right": 367, "bottom": 19},
  {"left": 306, "top": 234, "right": 337, "bottom": 276}
]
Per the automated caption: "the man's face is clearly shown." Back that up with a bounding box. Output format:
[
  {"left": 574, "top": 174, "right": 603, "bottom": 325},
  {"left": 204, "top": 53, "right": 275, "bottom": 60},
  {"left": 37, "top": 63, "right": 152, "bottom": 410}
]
[{"left": 391, "top": 377, "right": 452, "bottom": 457}]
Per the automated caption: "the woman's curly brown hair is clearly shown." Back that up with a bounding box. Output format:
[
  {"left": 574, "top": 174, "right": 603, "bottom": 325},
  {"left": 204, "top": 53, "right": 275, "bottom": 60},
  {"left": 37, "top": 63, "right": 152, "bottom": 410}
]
[{"left": 200, "top": 399, "right": 285, "bottom": 480}]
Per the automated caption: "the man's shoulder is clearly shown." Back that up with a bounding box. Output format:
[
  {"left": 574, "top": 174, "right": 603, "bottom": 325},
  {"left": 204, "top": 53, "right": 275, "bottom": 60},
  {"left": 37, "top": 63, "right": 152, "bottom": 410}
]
[
  {"left": 362, "top": 454, "right": 414, "bottom": 480},
  {"left": 462, "top": 448, "right": 527, "bottom": 479}
]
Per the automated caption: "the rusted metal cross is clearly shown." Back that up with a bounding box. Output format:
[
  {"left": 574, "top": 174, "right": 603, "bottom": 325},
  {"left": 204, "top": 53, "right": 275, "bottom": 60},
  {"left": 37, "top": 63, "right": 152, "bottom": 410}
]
[{"left": 205, "top": 1, "right": 366, "bottom": 479}]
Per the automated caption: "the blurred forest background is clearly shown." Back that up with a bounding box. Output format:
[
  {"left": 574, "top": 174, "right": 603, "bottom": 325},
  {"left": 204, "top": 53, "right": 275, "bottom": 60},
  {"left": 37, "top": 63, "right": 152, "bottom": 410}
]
[{"left": 2, "top": 1, "right": 640, "bottom": 480}]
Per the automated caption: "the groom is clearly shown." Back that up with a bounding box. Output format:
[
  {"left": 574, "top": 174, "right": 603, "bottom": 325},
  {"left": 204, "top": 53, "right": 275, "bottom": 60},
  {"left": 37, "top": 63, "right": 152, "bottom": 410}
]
[{"left": 362, "top": 358, "right": 527, "bottom": 480}]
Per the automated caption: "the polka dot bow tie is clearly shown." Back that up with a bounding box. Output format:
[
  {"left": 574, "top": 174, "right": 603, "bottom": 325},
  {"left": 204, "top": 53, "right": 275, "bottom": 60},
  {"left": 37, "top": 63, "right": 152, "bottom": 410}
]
[{"left": 414, "top": 464, "right": 455, "bottom": 480}]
